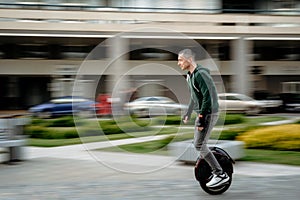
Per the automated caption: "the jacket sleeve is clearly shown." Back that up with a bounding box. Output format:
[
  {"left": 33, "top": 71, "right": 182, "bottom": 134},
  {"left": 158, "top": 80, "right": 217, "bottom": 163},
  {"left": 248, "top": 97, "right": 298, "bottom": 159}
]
[
  {"left": 196, "top": 72, "right": 212, "bottom": 115},
  {"left": 185, "top": 98, "right": 194, "bottom": 119}
]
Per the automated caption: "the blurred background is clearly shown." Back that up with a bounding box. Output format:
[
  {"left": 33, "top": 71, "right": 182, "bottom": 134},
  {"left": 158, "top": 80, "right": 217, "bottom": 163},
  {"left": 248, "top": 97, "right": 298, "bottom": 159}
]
[
  {"left": 0, "top": 0, "right": 299, "bottom": 113},
  {"left": 0, "top": 2, "right": 299, "bottom": 199}
]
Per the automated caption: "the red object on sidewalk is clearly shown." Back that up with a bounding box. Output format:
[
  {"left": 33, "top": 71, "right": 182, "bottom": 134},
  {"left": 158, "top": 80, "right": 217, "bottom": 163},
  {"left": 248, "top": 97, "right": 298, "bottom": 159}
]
[{"left": 95, "top": 94, "right": 112, "bottom": 116}]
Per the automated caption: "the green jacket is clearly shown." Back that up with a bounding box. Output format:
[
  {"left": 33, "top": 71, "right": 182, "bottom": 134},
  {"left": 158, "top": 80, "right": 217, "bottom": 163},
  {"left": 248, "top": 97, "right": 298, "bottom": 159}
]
[{"left": 185, "top": 64, "right": 219, "bottom": 117}]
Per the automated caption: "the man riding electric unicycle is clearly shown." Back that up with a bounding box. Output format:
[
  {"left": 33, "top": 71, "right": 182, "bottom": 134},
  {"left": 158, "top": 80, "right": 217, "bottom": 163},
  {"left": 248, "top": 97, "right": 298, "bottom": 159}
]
[{"left": 178, "top": 49, "right": 233, "bottom": 195}]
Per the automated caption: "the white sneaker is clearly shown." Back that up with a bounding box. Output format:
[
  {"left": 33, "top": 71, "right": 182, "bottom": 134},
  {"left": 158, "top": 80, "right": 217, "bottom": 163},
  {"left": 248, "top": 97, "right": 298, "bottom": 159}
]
[{"left": 206, "top": 172, "right": 230, "bottom": 188}]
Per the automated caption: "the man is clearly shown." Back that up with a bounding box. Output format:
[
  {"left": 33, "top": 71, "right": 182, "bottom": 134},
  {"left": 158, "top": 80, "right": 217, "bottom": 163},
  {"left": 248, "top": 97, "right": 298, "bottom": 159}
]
[{"left": 178, "top": 49, "right": 229, "bottom": 188}]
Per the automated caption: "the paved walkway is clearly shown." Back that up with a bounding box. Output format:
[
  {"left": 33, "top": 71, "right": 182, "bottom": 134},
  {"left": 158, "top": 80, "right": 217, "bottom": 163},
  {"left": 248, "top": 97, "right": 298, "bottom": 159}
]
[
  {"left": 0, "top": 113, "right": 299, "bottom": 199},
  {"left": 0, "top": 140, "right": 300, "bottom": 200},
  {"left": 23, "top": 137, "right": 300, "bottom": 175}
]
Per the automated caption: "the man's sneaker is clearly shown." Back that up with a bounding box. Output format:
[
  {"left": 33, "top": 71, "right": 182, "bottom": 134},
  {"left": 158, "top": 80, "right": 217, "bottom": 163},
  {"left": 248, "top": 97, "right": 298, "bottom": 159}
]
[{"left": 206, "top": 172, "right": 230, "bottom": 188}]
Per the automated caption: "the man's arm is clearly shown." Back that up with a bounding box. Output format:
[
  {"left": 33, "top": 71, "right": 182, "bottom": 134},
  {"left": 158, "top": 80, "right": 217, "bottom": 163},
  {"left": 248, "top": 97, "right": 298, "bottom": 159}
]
[
  {"left": 196, "top": 72, "right": 212, "bottom": 115},
  {"left": 183, "top": 98, "right": 194, "bottom": 123}
]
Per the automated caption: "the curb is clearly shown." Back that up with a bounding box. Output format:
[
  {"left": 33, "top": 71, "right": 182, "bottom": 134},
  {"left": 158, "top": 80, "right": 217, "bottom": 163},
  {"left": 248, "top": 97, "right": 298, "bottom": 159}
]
[{"left": 168, "top": 139, "right": 245, "bottom": 163}]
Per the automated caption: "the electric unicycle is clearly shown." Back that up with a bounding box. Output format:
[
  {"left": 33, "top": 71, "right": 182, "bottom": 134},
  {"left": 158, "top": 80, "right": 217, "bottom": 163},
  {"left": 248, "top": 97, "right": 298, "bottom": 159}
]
[{"left": 194, "top": 146, "right": 234, "bottom": 195}]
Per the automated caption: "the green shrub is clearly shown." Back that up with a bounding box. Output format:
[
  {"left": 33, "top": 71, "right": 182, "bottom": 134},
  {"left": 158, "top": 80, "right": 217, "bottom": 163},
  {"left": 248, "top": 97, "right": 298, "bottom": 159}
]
[
  {"left": 186, "top": 113, "right": 245, "bottom": 126},
  {"left": 117, "top": 122, "right": 151, "bottom": 133},
  {"left": 30, "top": 116, "right": 78, "bottom": 127},
  {"left": 24, "top": 125, "right": 50, "bottom": 139},
  {"left": 98, "top": 119, "right": 151, "bottom": 135},
  {"left": 25, "top": 116, "right": 155, "bottom": 139},
  {"left": 46, "top": 116, "right": 76, "bottom": 127},
  {"left": 155, "top": 115, "right": 183, "bottom": 125},
  {"left": 211, "top": 129, "right": 242, "bottom": 140},
  {"left": 25, "top": 126, "right": 79, "bottom": 139},
  {"left": 62, "top": 128, "right": 79, "bottom": 139},
  {"left": 129, "top": 117, "right": 153, "bottom": 127},
  {"left": 237, "top": 124, "right": 300, "bottom": 151},
  {"left": 155, "top": 114, "right": 245, "bottom": 126},
  {"left": 30, "top": 118, "right": 51, "bottom": 127},
  {"left": 221, "top": 114, "right": 245, "bottom": 125},
  {"left": 78, "top": 127, "right": 102, "bottom": 137}
]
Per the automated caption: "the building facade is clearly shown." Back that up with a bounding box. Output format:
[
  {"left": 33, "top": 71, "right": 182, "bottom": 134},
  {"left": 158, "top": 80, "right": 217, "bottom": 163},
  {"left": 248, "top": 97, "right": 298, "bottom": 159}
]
[{"left": 0, "top": 0, "right": 300, "bottom": 109}]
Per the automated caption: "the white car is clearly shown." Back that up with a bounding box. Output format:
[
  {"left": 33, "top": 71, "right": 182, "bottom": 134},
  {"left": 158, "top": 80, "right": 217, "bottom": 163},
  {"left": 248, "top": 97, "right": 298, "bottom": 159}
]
[
  {"left": 124, "top": 96, "right": 188, "bottom": 117},
  {"left": 218, "top": 93, "right": 264, "bottom": 115}
]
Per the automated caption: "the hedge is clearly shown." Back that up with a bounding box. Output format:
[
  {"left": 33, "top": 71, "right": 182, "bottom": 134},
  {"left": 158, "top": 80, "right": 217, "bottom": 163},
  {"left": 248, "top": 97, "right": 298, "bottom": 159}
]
[
  {"left": 237, "top": 124, "right": 300, "bottom": 151},
  {"left": 155, "top": 115, "right": 183, "bottom": 125},
  {"left": 211, "top": 128, "right": 243, "bottom": 140},
  {"left": 155, "top": 114, "right": 245, "bottom": 126},
  {"left": 31, "top": 116, "right": 77, "bottom": 127},
  {"left": 98, "top": 118, "right": 152, "bottom": 135},
  {"left": 25, "top": 126, "right": 79, "bottom": 139},
  {"left": 25, "top": 116, "right": 152, "bottom": 139},
  {"left": 45, "top": 116, "right": 76, "bottom": 127},
  {"left": 222, "top": 114, "right": 245, "bottom": 125}
]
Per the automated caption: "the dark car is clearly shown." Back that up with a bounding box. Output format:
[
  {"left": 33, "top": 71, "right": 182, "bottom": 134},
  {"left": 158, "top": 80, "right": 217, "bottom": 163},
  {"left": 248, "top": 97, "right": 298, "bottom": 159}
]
[
  {"left": 28, "top": 96, "right": 97, "bottom": 118},
  {"left": 280, "top": 93, "right": 300, "bottom": 112}
]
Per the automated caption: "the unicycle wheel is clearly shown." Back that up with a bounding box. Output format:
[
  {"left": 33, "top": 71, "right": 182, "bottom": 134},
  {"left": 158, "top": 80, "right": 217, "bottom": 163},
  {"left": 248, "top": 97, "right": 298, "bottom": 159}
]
[{"left": 194, "top": 147, "right": 234, "bottom": 195}]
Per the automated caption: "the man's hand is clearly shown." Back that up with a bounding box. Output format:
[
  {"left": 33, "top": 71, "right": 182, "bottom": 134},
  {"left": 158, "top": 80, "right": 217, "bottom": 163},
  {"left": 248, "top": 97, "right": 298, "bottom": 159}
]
[
  {"left": 196, "top": 114, "right": 204, "bottom": 131},
  {"left": 182, "top": 115, "right": 189, "bottom": 124}
]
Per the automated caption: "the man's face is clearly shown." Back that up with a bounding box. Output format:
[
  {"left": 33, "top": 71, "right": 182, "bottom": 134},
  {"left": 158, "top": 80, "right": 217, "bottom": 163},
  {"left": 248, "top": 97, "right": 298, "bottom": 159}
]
[{"left": 177, "top": 55, "right": 191, "bottom": 71}]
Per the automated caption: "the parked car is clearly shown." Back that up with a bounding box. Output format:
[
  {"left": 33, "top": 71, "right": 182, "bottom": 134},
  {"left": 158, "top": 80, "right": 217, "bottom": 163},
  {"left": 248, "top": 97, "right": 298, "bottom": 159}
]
[
  {"left": 28, "top": 96, "right": 97, "bottom": 118},
  {"left": 280, "top": 93, "right": 300, "bottom": 112},
  {"left": 124, "top": 96, "right": 188, "bottom": 117},
  {"left": 253, "top": 91, "right": 283, "bottom": 113},
  {"left": 218, "top": 93, "right": 264, "bottom": 115},
  {"left": 256, "top": 95, "right": 283, "bottom": 113}
]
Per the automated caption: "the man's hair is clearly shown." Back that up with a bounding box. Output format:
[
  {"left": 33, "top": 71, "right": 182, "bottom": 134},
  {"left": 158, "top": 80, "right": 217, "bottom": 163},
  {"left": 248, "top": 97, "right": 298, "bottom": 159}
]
[{"left": 178, "top": 49, "right": 195, "bottom": 60}]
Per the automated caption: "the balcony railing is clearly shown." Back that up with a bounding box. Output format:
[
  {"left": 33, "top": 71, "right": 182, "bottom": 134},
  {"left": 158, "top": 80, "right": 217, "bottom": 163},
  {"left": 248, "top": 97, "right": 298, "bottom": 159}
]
[
  {"left": 0, "top": 7, "right": 300, "bottom": 35},
  {"left": 0, "top": 2, "right": 300, "bottom": 15}
]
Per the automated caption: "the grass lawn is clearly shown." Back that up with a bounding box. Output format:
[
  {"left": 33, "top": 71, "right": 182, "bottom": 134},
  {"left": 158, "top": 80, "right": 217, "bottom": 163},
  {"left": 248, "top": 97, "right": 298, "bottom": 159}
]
[
  {"left": 240, "top": 149, "right": 300, "bottom": 166},
  {"left": 25, "top": 115, "right": 300, "bottom": 166},
  {"left": 28, "top": 126, "right": 183, "bottom": 147},
  {"left": 98, "top": 139, "right": 300, "bottom": 166},
  {"left": 244, "top": 116, "right": 287, "bottom": 124},
  {"left": 99, "top": 136, "right": 174, "bottom": 156},
  {"left": 224, "top": 116, "right": 287, "bottom": 129}
]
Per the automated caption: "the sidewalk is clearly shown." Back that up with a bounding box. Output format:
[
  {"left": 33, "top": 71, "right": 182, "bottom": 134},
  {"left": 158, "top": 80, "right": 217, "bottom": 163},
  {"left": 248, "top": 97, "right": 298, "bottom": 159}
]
[
  {"left": 1, "top": 138, "right": 300, "bottom": 200},
  {"left": 1, "top": 112, "right": 300, "bottom": 199},
  {"left": 22, "top": 136, "right": 300, "bottom": 177}
]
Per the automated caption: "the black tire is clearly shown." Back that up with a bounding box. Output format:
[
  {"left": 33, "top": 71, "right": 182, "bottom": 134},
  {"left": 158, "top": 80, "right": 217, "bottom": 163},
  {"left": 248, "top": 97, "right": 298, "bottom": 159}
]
[{"left": 194, "top": 147, "right": 234, "bottom": 195}]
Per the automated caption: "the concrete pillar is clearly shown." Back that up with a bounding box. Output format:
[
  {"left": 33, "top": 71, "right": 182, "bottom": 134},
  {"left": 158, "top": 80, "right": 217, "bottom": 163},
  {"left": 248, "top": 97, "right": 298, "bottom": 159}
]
[
  {"left": 107, "top": 36, "right": 130, "bottom": 93},
  {"left": 107, "top": 36, "right": 130, "bottom": 114},
  {"left": 231, "top": 38, "right": 253, "bottom": 96}
]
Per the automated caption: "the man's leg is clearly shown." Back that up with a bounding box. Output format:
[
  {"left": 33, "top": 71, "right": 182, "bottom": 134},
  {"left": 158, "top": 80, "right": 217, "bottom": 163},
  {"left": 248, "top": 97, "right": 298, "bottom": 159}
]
[
  {"left": 193, "top": 114, "right": 222, "bottom": 174},
  {"left": 193, "top": 114, "right": 229, "bottom": 187}
]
